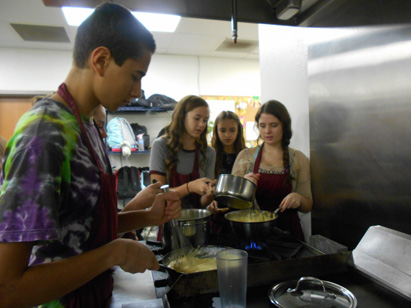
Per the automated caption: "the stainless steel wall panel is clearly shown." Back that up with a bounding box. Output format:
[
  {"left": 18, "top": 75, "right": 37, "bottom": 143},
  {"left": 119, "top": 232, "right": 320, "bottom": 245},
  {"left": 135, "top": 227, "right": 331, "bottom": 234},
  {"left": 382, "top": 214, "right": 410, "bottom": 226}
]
[{"left": 308, "top": 25, "right": 411, "bottom": 249}]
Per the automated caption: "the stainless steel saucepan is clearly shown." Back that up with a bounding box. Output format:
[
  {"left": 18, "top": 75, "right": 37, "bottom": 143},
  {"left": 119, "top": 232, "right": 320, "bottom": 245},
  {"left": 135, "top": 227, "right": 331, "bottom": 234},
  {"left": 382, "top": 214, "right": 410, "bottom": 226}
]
[{"left": 214, "top": 174, "right": 256, "bottom": 209}]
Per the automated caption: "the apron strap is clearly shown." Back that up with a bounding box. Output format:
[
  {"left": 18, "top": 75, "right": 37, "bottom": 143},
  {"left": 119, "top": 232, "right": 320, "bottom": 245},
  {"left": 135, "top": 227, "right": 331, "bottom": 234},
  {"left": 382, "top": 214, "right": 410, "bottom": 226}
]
[
  {"left": 56, "top": 83, "right": 117, "bottom": 307},
  {"left": 253, "top": 145, "right": 261, "bottom": 160},
  {"left": 57, "top": 83, "right": 104, "bottom": 173},
  {"left": 253, "top": 143, "right": 264, "bottom": 174}
]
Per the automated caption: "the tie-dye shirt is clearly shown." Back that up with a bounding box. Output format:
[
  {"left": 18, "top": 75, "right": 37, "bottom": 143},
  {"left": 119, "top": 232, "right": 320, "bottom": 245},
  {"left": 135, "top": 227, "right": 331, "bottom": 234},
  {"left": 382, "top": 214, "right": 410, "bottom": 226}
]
[{"left": 0, "top": 98, "right": 111, "bottom": 266}]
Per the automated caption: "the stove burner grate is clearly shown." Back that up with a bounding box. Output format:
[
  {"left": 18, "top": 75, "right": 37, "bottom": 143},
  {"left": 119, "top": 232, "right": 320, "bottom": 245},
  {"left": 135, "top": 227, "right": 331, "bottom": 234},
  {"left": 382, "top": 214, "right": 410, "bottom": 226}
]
[{"left": 238, "top": 238, "right": 303, "bottom": 262}]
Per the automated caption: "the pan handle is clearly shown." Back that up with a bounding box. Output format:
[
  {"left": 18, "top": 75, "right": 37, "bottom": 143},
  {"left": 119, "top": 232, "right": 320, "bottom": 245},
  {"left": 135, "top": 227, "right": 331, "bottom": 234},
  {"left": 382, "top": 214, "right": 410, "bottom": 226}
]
[
  {"left": 167, "top": 272, "right": 184, "bottom": 291},
  {"left": 159, "top": 264, "right": 169, "bottom": 272},
  {"left": 158, "top": 264, "right": 184, "bottom": 292}
]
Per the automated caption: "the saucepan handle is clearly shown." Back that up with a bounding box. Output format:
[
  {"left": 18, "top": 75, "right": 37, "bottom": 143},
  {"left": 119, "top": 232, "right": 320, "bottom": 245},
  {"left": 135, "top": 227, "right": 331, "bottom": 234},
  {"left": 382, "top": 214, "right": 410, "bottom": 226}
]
[{"left": 287, "top": 276, "right": 336, "bottom": 299}]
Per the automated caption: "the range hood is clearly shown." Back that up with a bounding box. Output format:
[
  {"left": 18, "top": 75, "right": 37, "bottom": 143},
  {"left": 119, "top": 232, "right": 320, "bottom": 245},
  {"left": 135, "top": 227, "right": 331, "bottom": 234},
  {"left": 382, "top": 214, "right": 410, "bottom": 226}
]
[{"left": 43, "top": 0, "right": 411, "bottom": 28}]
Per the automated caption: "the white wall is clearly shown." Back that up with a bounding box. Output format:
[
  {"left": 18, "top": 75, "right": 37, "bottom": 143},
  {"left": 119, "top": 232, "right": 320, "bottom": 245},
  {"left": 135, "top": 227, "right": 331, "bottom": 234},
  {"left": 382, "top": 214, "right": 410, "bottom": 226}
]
[
  {"left": 258, "top": 25, "right": 309, "bottom": 157},
  {"left": 0, "top": 48, "right": 72, "bottom": 93},
  {"left": 1, "top": 35, "right": 312, "bottom": 237},
  {"left": 0, "top": 47, "right": 261, "bottom": 170},
  {"left": 0, "top": 48, "right": 260, "bottom": 100},
  {"left": 258, "top": 24, "right": 311, "bottom": 242}
]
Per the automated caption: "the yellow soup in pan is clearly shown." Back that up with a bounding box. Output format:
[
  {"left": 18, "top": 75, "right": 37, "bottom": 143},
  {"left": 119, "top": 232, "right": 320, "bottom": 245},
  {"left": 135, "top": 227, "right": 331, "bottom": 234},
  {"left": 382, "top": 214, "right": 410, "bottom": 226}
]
[
  {"left": 228, "top": 210, "right": 276, "bottom": 223},
  {"left": 168, "top": 255, "right": 217, "bottom": 273}
]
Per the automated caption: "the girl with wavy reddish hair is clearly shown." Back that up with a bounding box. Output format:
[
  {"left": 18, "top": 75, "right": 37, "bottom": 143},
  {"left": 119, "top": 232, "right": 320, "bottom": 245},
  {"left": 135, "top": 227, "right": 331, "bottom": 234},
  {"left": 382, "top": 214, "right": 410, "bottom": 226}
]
[{"left": 150, "top": 95, "right": 216, "bottom": 209}]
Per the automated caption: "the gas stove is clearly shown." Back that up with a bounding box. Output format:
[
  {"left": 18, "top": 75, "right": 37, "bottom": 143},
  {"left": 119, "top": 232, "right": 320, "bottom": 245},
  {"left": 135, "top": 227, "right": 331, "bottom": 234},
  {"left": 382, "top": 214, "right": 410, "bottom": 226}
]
[
  {"left": 147, "top": 225, "right": 410, "bottom": 307},
  {"left": 147, "top": 227, "right": 348, "bottom": 305},
  {"left": 208, "top": 229, "right": 314, "bottom": 262}
]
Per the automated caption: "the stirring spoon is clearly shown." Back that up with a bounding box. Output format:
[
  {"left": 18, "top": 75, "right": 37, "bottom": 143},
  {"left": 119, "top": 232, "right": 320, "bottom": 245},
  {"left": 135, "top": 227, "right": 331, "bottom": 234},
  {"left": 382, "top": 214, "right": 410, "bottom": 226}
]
[{"left": 272, "top": 205, "right": 282, "bottom": 218}]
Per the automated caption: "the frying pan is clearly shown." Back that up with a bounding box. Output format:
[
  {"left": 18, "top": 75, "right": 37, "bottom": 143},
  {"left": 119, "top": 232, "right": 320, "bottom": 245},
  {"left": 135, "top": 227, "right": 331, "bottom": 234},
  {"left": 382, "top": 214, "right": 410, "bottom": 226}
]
[
  {"left": 161, "top": 245, "right": 227, "bottom": 274},
  {"left": 158, "top": 245, "right": 228, "bottom": 293}
]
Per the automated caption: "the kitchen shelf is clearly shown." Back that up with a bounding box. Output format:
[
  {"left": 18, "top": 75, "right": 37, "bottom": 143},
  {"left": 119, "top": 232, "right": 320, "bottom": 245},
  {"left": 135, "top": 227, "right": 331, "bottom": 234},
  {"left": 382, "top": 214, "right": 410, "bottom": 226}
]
[
  {"left": 108, "top": 106, "right": 170, "bottom": 113},
  {"left": 105, "top": 105, "right": 171, "bottom": 169},
  {"left": 107, "top": 150, "right": 150, "bottom": 154}
]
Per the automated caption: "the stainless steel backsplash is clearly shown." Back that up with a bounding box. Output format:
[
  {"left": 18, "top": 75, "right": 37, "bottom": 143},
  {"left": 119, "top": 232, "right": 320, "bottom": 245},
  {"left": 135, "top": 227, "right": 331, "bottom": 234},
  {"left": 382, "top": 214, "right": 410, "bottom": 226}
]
[{"left": 308, "top": 25, "right": 411, "bottom": 249}]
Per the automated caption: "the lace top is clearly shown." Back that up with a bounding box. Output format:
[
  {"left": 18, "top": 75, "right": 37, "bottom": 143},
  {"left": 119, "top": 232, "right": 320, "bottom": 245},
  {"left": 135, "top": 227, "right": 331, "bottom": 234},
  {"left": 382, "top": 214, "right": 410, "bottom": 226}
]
[{"left": 231, "top": 146, "right": 312, "bottom": 200}]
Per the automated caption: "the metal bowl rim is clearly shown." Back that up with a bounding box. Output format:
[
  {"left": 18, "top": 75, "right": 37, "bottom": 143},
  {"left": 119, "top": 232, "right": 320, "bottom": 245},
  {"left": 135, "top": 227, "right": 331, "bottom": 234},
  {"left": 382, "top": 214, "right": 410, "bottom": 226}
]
[
  {"left": 225, "top": 210, "right": 277, "bottom": 223},
  {"left": 178, "top": 209, "right": 211, "bottom": 221},
  {"left": 217, "top": 174, "right": 257, "bottom": 186}
]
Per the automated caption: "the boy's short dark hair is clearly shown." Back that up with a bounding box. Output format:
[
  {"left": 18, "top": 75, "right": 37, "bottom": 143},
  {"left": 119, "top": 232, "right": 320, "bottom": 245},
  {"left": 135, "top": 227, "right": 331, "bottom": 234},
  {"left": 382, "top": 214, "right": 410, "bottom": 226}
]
[{"left": 73, "top": 3, "right": 156, "bottom": 68}]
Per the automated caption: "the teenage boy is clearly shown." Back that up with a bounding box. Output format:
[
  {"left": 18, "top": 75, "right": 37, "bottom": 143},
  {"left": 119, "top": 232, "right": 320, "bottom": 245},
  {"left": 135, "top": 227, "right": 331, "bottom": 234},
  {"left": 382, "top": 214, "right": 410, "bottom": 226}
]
[{"left": 0, "top": 3, "right": 180, "bottom": 307}]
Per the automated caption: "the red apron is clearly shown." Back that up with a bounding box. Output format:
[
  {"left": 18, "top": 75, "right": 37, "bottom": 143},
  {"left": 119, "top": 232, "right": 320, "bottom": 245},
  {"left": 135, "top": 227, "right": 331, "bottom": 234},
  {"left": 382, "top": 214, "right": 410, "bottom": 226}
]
[
  {"left": 253, "top": 143, "right": 304, "bottom": 241},
  {"left": 157, "top": 145, "right": 202, "bottom": 241},
  {"left": 169, "top": 145, "right": 201, "bottom": 209},
  {"left": 57, "top": 83, "right": 118, "bottom": 307}
]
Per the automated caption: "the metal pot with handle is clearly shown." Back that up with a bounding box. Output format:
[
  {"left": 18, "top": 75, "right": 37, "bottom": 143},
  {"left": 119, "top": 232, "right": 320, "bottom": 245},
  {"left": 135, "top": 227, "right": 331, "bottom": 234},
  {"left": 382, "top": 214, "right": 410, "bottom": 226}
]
[
  {"left": 162, "top": 209, "right": 211, "bottom": 250},
  {"left": 178, "top": 209, "right": 211, "bottom": 246},
  {"left": 214, "top": 174, "right": 256, "bottom": 209},
  {"left": 225, "top": 209, "right": 277, "bottom": 240}
]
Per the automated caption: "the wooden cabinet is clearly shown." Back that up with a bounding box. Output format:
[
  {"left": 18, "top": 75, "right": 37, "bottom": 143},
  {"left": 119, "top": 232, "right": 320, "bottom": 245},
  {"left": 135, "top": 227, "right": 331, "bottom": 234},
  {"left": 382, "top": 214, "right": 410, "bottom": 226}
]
[{"left": 0, "top": 97, "right": 33, "bottom": 140}]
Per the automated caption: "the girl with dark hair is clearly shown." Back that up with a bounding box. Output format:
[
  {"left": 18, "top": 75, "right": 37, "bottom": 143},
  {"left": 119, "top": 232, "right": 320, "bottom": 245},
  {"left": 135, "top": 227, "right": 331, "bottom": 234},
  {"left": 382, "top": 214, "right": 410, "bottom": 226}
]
[
  {"left": 207, "top": 111, "right": 246, "bottom": 233},
  {"left": 212, "top": 111, "right": 245, "bottom": 178},
  {"left": 232, "top": 100, "right": 312, "bottom": 241},
  {"left": 150, "top": 95, "right": 217, "bottom": 209}
]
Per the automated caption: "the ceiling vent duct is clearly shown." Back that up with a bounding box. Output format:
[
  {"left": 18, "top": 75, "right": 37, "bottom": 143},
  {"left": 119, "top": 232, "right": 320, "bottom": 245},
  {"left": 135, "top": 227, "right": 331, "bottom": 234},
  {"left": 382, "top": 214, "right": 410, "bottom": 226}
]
[
  {"left": 10, "top": 23, "right": 70, "bottom": 43},
  {"left": 275, "top": 0, "right": 302, "bottom": 20}
]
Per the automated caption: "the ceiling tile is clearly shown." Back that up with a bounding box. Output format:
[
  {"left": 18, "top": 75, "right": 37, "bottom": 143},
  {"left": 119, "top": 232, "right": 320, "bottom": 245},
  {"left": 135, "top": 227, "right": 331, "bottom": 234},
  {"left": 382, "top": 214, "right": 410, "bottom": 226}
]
[
  {"left": 151, "top": 32, "right": 174, "bottom": 49},
  {"left": 169, "top": 33, "right": 224, "bottom": 52},
  {"left": 0, "top": 0, "right": 260, "bottom": 59}
]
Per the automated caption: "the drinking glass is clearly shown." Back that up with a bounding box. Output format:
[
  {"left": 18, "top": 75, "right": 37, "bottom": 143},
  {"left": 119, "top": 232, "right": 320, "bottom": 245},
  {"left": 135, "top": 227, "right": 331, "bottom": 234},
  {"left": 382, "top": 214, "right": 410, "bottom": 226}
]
[{"left": 216, "top": 249, "right": 248, "bottom": 308}]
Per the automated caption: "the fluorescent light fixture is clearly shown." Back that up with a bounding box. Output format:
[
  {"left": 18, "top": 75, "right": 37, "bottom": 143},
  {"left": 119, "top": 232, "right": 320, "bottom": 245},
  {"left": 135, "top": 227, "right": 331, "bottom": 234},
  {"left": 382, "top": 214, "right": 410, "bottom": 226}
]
[
  {"left": 62, "top": 7, "right": 180, "bottom": 32},
  {"left": 131, "top": 12, "right": 180, "bottom": 32},
  {"left": 276, "top": 0, "right": 301, "bottom": 20},
  {"left": 62, "top": 7, "right": 94, "bottom": 26}
]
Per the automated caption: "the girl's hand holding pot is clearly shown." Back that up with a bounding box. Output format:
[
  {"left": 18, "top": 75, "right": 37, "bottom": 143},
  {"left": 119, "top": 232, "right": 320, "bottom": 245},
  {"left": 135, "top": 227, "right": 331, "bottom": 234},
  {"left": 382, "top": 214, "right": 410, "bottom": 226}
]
[
  {"left": 244, "top": 173, "right": 260, "bottom": 185},
  {"left": 187, "top": 177, "right": 215, "bottom": 195},
  {"left": 205, "top": 179, "right": 217, "bottom": 196}
]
